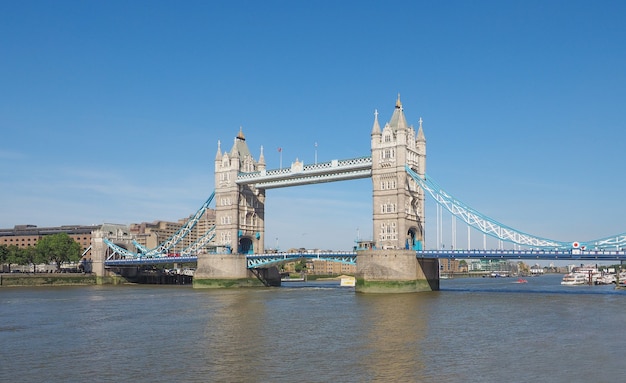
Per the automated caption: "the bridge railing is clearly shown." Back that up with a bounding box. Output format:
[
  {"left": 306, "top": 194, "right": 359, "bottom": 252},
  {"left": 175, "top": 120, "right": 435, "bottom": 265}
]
[
  {"left": 419, "top": 249, "right": 626, "bottom": 260},
  {"left": 246, "top": 251, "right": 357, "bottom": 268},
  {"left": 237, "top": 156, "right": 372, "bottom": 182}
]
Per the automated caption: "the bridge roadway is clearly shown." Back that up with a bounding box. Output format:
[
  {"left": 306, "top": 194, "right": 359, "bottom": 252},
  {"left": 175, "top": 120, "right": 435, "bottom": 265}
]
[{"left": 104, "top": 249, "right": 626, "bottom": 268}]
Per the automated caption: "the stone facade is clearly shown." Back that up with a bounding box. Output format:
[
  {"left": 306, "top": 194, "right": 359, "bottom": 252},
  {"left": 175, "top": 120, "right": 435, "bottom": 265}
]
[
  {"left": 213, "top": 128, "right": 266, "bottom": 255},
  {"left": 370, "top": 95, "right": 426, "bottom": 251}
]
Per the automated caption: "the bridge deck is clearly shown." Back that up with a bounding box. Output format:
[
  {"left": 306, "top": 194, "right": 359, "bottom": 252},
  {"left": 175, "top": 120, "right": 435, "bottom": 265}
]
[
  {"left": 236, "top": 157, "right": 372, "bottom": 189},
  {"left": 104, "top": 249, "right": 626, "bottom": 268}
]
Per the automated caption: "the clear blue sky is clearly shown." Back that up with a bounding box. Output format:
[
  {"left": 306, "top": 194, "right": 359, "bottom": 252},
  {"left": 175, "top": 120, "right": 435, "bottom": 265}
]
[{"left": 1, "top": 0, "right": 625, "bottom": 253}]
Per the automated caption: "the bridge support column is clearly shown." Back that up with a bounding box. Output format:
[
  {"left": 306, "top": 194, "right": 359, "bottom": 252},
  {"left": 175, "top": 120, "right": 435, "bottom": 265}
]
[
  {"left": 87, "top": 231, "right": 128, "bottom": 285},
  {"left": 90, "top": 234, "right": 106, "bottom": 279},
  {"left": 193, "top": 254, "right": 265, "bottom": 288},
  {"left": 355, "top": 249, "right": 439, "bottom": 293}
]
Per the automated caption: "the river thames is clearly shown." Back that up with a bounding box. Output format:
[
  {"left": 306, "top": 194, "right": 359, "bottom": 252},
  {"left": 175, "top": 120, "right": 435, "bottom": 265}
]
[{"left": 1, "top": 274, "right": 625, "bottom": 382}]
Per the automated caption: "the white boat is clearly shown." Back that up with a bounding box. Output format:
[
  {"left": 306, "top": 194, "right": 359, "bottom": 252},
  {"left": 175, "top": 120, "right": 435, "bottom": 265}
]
[
  {"left": 595, "top": 274, "right": 616, "bottom": 285},
  {"left": 561, "top": 273, "right": 590, "bottom": 285},
  {"left": 616, "top": 272, "right": 626, "bottom": 289},
  {"left": 340, "top": 276, "right": 356, "bottom": 287},
  {"left": 561, "top": 264, "right": 601, "bottom": 285}
]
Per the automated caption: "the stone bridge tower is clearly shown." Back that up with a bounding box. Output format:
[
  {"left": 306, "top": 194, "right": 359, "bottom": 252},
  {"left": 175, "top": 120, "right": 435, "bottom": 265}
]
[
  {"left": 194, "top": 128, "right": 273, "bottom": 288},
  {"left": 370, "top": 95, "right": 426, "bottom": 250},
  {"left": 213, "top": 128, "right": 266, "bottom": 254},
  {"left": 356, "top": 95, "right": 437, "bottom": 293}
]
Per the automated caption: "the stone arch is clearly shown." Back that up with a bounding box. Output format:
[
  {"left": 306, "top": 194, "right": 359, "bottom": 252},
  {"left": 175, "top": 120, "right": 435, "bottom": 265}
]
[
  {"left": 239, "top": 237, "right": 254, "bottom": 254},
  {"left": 406, "top": 226, "right": 423, "bottom": 251}
]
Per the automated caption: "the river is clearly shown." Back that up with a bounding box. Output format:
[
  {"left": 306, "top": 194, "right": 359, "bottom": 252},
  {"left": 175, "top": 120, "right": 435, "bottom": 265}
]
[{"left": 1, "top": 274, "right": 625, "bottom": 382}]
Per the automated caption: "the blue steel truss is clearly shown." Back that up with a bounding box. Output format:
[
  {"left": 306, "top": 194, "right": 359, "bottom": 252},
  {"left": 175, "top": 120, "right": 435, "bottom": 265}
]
[
  {"left": 420, "top": 249, "right": 626, "bottom": 261},
  {"left": 104, "top": 192, "right": 216, "bottom": 262},
  {"left": 141, "top": 191, "right": 215, "bottom": 257},
  {"left": 405, "top": 165, "right": 626, "bottom": 251},
  {"left": 246, "top": 252, "right": 356, "bottom": 268},
  {"left": 105, "top": 228, "right": 215, "bottom": 262},
  {"left": 106, "top": 255, "right": 199, "bottom": 266},
  {"left": 104, "top": 248, "right": 626, "bottom": 268}
]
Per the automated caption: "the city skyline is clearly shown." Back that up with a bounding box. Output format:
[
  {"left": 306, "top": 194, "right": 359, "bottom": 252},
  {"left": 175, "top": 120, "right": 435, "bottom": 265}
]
[{"left": 2, "top": 1, "right": 625, "bottom": 252}]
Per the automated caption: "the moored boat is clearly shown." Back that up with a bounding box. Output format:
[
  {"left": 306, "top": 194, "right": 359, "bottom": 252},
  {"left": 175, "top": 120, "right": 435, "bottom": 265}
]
[
  {"left": 561, "top": 273, "right": 589, "bottom": 285},
  {"left": 340, "top": 275, "right": 356, "bottom": 287},
  {"left": 595, "top": 274, "right": 616, "bottom": 285}
]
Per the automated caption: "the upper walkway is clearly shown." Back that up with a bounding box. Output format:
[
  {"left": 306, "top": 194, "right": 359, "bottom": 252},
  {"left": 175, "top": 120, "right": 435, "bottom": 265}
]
[{"left": 237, "top": 156, "right": 372, "bottom": 189}]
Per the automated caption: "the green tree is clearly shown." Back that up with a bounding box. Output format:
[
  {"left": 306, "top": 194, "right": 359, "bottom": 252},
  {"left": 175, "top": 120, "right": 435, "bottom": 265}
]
[
  {"left": 0, "top": 245, "right": 8, "bottom": 271},
  {"left": 294, "top": 259, "right": 307, "bottom": 273},
  {"left": 36, "top": 233, "right": 81, "bottom": 271},
  {"left": 6, "top": 245, "right": 21, "bottom": 272},
  {"left": 22, "top": 246, "right": 42, "bottom": 273}
]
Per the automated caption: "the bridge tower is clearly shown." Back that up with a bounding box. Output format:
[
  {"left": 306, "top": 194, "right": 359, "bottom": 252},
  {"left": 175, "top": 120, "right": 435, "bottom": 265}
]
[
  {"left": 213, "top": 128, "right": 266, "bottom": 254},
  {"left": 194, "top": 128, "right": 274, "bottom": 287},
  {"left": 370, "top": 95, "right": 426, "bottom": 251},
  {"left": 356, "top": 95, "right": 439, "bottom": 292}
]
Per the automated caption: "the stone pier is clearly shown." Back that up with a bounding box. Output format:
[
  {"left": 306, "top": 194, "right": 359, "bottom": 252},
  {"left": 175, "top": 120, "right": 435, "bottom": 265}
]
[
  {"left": 355, "top": 249, "right": 439, "bottom": 293},
  {"left": 193, "top": 253, "right": 268, "bottom": 288}
]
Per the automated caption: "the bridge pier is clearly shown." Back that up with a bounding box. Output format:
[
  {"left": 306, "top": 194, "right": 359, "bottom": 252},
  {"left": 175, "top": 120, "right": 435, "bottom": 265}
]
[
  {"left": 193, "top": 254, "right": 270, "bottom": 288},
  {"left": 355, "top": 249, "right": 439, "bottom": 293},
  {"left": 87, "top": 231, "right": 130, "bottom": 284}
]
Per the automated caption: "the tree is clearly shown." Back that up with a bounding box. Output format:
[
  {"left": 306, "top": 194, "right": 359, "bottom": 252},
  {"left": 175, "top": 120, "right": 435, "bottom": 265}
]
[
  {"left": 0, "top": 245, "right": 8, "bottom": 271},
  {"left": 294, "top": 259, "right": 307, "bottom": 273},
  {"left": 6, "top": 245, "right": 21, "bottom": 272},
  {"left": 36, "top": 233, "right": 81, "bottom": 271},
  {"left": 22, "top": 246, "right": 42, "bottom": 273}
]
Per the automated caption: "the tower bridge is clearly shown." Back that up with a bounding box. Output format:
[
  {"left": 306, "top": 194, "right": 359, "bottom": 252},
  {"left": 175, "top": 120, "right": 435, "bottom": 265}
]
[{"left": 94, "top": 95, "right": 626, "bottom": 291}]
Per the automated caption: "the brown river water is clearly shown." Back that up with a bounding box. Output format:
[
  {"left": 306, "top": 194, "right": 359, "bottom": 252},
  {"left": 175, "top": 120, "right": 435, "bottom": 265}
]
[{"left": 1, "top": 274, "right": 625, "bottom": 383}]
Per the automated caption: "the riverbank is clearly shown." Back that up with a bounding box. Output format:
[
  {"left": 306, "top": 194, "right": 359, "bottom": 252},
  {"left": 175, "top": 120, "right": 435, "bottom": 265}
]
[{"left": 0, "top": 273, "right": 126, "bottom": 287}]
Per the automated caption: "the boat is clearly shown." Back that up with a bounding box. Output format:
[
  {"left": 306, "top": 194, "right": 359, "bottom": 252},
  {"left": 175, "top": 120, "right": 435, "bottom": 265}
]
[
  {"left": 595, "top": 274, "right": 616, "bottom": 285},
  {"left": 281, "top": 277, "right": 306, "bottom": 282},
  {"left": 615, "top": 272, "right": 626, "bottom": 289},
  {"left": 561, "top": 264, "right": 602, "bottom": 285},
  {"left": 561, "top": 273, "right": 590, "bottom": 285},
  {"left": 514, "top": 278, "right": 528, "bottom": 284},
  {"left": 340, "top": 275, "right": 356, "bottom": 287}
]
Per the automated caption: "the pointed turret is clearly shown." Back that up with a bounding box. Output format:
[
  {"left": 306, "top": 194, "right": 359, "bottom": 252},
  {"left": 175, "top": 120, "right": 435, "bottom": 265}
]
[
  {"left": 215, "top": 140, "right": 222, "bottom": 161},
  {"left": 258, "top": 145, "right": 266, "bottom": 171},
  {"left": 371, "top": 109, "right": 381, "bottom": 136},
  {"left": 230, "top": 136, "right": 239, "bottom": 158},
  {"left": 417, "top": 117, "right": 426, "bottom": 143},
  {"left": 416, "top": 117, "right": 426, "bottom": 177}
]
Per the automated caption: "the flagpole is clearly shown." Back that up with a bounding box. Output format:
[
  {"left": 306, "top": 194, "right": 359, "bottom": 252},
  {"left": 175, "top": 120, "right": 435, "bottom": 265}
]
[
  {"left": 314, "top": 142, "right": 318, "bottom": 164},
  {"left": 278, "top": 147, "right": 282, "bottom": 169}
]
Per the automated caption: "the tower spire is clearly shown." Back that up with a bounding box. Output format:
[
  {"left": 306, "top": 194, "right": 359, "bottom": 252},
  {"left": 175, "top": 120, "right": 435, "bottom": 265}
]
[
  {"left": 395, "top": 93, "right": 402, "bottom": 109},
  {"left": 371, "top": 109, "right": 381, "bottom": 135},
  {"left": 259, "top": 145, "right": 265, "bottom": 165},
  {"left": 215, "top": 140, "right": 222, "bottom": 160}
]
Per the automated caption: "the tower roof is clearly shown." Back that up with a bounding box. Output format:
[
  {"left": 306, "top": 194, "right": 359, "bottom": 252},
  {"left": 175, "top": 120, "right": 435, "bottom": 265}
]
[
  {"left": 230, "top": 127, "right": 253, "bottom": 160},
  {"left": 387, "top": 94, "right": 408, "bottom": 132}
]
